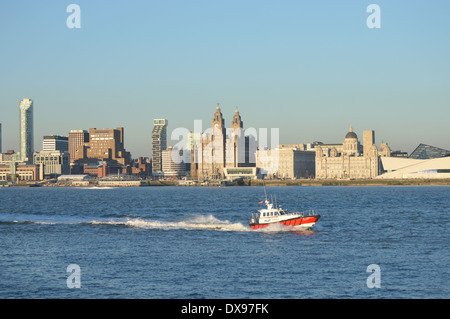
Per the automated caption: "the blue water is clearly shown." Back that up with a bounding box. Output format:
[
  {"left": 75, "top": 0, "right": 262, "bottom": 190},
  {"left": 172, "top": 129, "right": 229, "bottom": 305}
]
[{"left": 0, "top": 186, "right": 448, "bottom": 299}]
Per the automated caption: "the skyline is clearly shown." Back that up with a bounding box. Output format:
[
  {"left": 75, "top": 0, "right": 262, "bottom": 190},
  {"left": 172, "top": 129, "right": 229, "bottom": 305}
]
[{"left": 1, "top": 1, "right": 449, "bottom": 157}]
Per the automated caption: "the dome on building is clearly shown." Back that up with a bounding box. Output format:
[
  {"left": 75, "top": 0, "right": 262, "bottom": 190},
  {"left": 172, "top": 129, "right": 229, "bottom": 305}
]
[{"left": 345, "top": 126, "right": 357, "bottom": 139}]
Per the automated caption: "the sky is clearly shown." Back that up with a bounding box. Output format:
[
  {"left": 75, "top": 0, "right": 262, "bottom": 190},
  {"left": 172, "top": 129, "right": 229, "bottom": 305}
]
[{"left": 1, "top": 0, "right": 449, "bottom": 157}]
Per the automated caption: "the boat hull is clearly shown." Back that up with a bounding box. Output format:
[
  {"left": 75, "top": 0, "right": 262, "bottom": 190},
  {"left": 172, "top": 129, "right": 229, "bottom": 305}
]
[{"left": 249, "top": 215, "right": 320, "bottom": 230}]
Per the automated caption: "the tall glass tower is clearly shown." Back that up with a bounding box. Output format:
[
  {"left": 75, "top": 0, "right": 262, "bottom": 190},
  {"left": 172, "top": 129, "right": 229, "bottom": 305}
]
[
  {"left": 152, "top": 119, "right": 168, "bottom": 174},
  {"left": 19, "top": 98, "right": 33, "bottom": 162}
]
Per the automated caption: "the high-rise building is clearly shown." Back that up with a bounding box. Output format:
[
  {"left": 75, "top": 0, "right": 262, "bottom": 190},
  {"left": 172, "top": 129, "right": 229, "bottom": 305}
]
[
  {"left": 152, "top": 119, "right": 168, "bottom": 174},
  {"left": 42, "top": 135, "right": 69, "bottom": 152},
  {"left": 19, "top": 98, "right": 33, "bottom": 162},
  {"left": 162, "top": 146, "right": 186, "bottom": 177},
  {"left": 68, "top": 130, "right": 89, "bottom": 163},
  {"left": 83, "top": 127, "right": 131, "bottom": 165}
]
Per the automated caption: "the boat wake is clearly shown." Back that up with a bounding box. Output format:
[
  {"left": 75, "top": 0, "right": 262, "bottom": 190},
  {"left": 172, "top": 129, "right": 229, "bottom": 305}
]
[
  {"left": 88, "top": 214, "right": 252, "bottom": 232},
  {"left": 0, "top": 213, "right": 313, "bottom": 233}
]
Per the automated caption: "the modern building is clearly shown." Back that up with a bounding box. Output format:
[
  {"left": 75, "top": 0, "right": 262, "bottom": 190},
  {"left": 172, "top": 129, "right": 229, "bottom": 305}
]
[
  {"left": 42, "top": 135, "right": 69, "bottom": 152},
  {"left": 19, "top": 98, "right": 33, "bottom": 162},
  {"left": 152, "top": 119, "right": 168, "bottom": 174},
  {"left": 33, "top": 150, "right": 70, "bottom": 178},
  {"left": 69, "top": 130, "right": 89, "bottom": 163},
  {"left": 162, "top": 146, "right": 186, "bottom": 177},
  {"left": 315, "top": 126, "right": 391, "bottom": 179},
  {"left": 408, "top": 143, "right": 450, "bottom": 159},
  {"left": 377, "top": 156, "right": 450, "bottom": 179}
]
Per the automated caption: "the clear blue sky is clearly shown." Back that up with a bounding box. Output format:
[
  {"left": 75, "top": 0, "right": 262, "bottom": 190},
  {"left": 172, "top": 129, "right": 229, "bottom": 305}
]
[{"left": 1, "top": 0, "right": 449, "bottom": 157}]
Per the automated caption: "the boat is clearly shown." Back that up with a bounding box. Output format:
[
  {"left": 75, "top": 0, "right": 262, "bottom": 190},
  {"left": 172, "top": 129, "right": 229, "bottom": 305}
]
[{"left": 249, "top": 190, "right": 320, "bottom": 230}]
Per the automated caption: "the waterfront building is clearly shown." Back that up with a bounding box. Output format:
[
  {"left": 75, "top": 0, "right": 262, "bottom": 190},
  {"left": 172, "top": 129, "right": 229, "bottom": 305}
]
[
  {"left": 74, "top": 127, "right": 131, "bottom": 166},
  {"left": 33, "top": 150, "right": 70, "bottom": 178},
  {"left": 408, "top": 143, "right": 450, "bottom": 159},
  {"left": 194, "top": 106, "right": 255, "bottom": 180},
  {"left": 256, "top": 146, "right": 315, "bottom": 179},
  {"left": 19, "top": 98, "right": 33, "bottom": 162},
  {"left": 83, "top": 161, "right": 124, "bottom": 178},
  {"left": 152, "top": 119, "right": 168, "bottom": 174},
  {"left": 0, "top": 162, "right": 40, "bottom": 181},
  {"left": 69, "top": 130, "right": 89, "bottom": 162},
  {"left": 131, "top": 157, "right": 151, "bottom": 176},
  {"left": 377, "top": 156, "right": 450, "bottom": 179},
  {"left": 42, "top": 135, "right": 69, "bottom": 153},
  {"left": 162, "top": 146, "right": 187, "bottom": 178},
  {"left": 315, "top": 126, "right": 391, "bottom": 179}
]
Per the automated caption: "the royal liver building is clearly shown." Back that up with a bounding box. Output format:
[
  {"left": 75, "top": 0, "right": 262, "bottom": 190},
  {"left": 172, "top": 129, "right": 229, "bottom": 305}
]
[{"left": 192, "top": 105, "right": 254, "bottom": 180}]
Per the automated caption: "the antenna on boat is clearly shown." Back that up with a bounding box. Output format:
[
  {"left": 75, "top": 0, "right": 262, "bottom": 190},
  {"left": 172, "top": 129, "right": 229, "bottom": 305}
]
[{"left": 264, "top": 185, "right": 267, "bottom": 201}]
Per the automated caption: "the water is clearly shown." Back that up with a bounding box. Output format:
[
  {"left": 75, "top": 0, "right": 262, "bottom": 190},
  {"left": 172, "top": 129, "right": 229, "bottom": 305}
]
[{"left": 0, "top": 186, "right": 448, "bottom": 299}]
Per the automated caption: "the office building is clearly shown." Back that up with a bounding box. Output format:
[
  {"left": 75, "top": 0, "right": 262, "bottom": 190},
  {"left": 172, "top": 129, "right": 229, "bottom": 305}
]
[
  {"left": 75, "top": 127, "right": 131, "bottom": 166},
  {"left": 162, "top": 146, "right": 186, "bottom": 177},
  {"left": 19, "top": 98, "right": 33, "bottom": 161},
  {"left": 33, "top": 150, "right": 70, "bottom": 178},
  {"left": 152, "top": 119, "right": 168, "bottom": 174},
  {"left": 69, "top": 130, "right": 89, "bottom": 163},
  {"left": 69, "top": 130, "right": 89, "bottom": 162},
  {"left": 0, "top": 162, "right": 40, "bottom": 181},
  {"left": 256, "top": 146, "right": 315, "bottom": 179},
  {"left": 43, "top": 135, "right": 69, "bottom": 152}
]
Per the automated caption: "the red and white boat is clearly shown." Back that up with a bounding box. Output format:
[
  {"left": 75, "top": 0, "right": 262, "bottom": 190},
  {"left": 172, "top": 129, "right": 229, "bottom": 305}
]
[{"left": 249, "top": 193, "right": 320, "bottom": 230}]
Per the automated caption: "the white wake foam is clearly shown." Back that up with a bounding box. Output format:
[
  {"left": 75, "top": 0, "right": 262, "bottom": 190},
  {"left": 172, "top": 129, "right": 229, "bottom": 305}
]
[{"left": 88, "top": 214, "right": 252, "bottom": 232}]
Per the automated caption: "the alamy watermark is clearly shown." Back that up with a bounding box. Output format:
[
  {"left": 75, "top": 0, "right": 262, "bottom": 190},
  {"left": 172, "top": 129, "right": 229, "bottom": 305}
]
[
  {"left": 169, "top": 120, "right": 280, "bottom": 175},
  {"left": 367, "top": 4, "right": 381, "bottom": 29},
  {"left": 66, "top": 264, "right": 81, "bottom": 288},
  {"left": 366, "top": 264, "right": 381, "bottom": 288},
  {"left": 66, "top": 4, "right": 81, "bottom": 29}
]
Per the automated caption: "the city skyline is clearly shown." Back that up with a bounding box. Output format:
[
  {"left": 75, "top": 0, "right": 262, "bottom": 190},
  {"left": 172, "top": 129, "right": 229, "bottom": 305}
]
[{"left": 1, "top": 1, "right": 449, "bottom": 157}]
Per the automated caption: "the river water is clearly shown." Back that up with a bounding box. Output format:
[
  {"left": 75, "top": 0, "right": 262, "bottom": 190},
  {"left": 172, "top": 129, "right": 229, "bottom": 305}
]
[{"left": 0, "top": 186, "right": 448, "bottom": 299}]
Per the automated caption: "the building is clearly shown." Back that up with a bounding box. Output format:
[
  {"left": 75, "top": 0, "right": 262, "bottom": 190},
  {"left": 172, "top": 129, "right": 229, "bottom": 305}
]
[
  {"left": 74, "top": 127, "right": 131, "bottom": 166},
  {"left": 131, "top": 157, "right": 151, "bottom": 176},
  {"left": 194, "top": 106, "right": 255, "bottom": 180},
  {"left": 152, "top": 119, "right": 168, "bottom": 174},
  {"left": 256, "top": 146, "right": 315, "bottom": 179},
  {"left": 377, "top": 156, "right": 450, "bottom": 179},
  {"left": 408, "top": 143, "right": 450, "bottom": 159},
  {"left": 19, "top": 98, "right": 33, "bottom": 162},
  {"left": 0, "top": 162, "right": 40, "bottom": 182},
  {"left": 33, "top": 150, "right": 70, "bottom": 178},
  {"left": 315, "top": 126, "right": 391, "bottom": 179},
  {"left": 69, "top": 130, "right": 89, "bottom": 163},
  {"left": 43, "top": 135, "right": 69, "bottom": 152},
  {"left": 162, "top": 146, "right": 186, "bottom": 177},
  {"left": 0, "top": 123, "right": 2, "bottom": 153}
]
